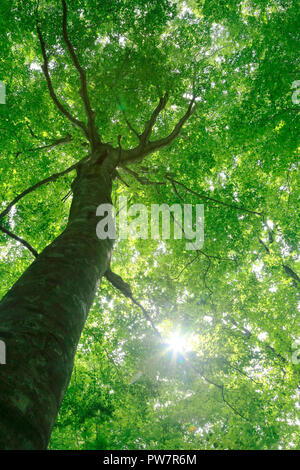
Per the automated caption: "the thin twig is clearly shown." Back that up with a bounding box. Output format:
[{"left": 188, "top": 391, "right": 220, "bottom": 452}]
[
  {"left": 166, "top": 176, "right": 262, "bottom": 217},
  {"left": 15, "top": 134, "right": 73, "bottom": 158},
  {"left": 122, "top": 167, "right": 165, "bottom": 186}
]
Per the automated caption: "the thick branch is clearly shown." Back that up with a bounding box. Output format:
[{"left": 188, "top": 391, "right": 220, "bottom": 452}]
[
  {"left": 121, "top": 97, "right": 195, "bottom": 164},
  {"left": 139, "top": 92, "right": 169, "bottom": 145},
  {"left": 61, "top": 0, "right": 100, "bottom": 148},
  {"left": 0, "top": 225, "right": 38, "bottom": 258},
  {"left": 146, "top": 97, "right": 195, "bottom": 150},
  {"left": 283, "top": 264, "right": 300, "bottom": 285},
  {"left": 36, "top": 23, "right": 88, "bottom": 138},
  {"left": 258, "top": 238, "right": 270, "bottom": 253}
]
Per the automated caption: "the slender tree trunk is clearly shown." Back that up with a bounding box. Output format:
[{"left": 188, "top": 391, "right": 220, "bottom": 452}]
[{"left": 0, "top": 147, "right": 118, "bottom": 449}]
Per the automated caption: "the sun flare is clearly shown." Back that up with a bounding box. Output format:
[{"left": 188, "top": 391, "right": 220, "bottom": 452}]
[{"left": 166, "top": 333, "right": 187, "bottom": 353}]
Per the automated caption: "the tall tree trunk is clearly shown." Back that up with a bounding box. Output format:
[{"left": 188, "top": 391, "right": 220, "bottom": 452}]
[{"left": 0, "top": 148, "right": 118, "bottom": 449}]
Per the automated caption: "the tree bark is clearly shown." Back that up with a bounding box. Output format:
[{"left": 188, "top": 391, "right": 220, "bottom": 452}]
[{"left": 0, "top": 147, "right": 118, "bottom": 449}]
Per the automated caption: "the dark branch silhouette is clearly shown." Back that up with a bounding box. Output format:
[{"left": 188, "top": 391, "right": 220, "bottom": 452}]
[
  {"left": 121, "top": 95, "right": 196, "bottom": 164},
  {"left": 36, "top": 22, "right": 88, "bottom": 138},
  {"left": 61, "top": 0, "right": 100, "bottom": 149},
  {"left": 167, "top": 176, "right": 263, "bottom": 217},
  {"left": 139, "top": 92, "right": 169, "bottom": 144},
  {"left": 15, "top": 134, "right": 73, "bottom": 158},
  {"left": 0, "top": 159, "right": 87, "bottom": 220},
  {"left": 0, "top": 225, "right": 38, "bottom": 258}
]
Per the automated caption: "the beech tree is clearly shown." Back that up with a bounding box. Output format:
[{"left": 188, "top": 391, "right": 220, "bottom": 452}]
[{"left": 0, "top": 0, "right": 299, "bottom": 450}]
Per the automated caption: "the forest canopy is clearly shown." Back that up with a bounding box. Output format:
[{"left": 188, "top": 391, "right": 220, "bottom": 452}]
[{"left": 0, "top": 0, "right": 299, "bottom": 450}]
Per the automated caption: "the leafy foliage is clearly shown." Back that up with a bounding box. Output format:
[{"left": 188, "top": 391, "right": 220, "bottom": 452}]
[{"left": 0, "top": 0, "right": 299, "bottom": 449}]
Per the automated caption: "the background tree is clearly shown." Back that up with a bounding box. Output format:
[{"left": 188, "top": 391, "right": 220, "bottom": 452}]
[{"left": 0, "top": 0, "right": 299, "bottom": 450}]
